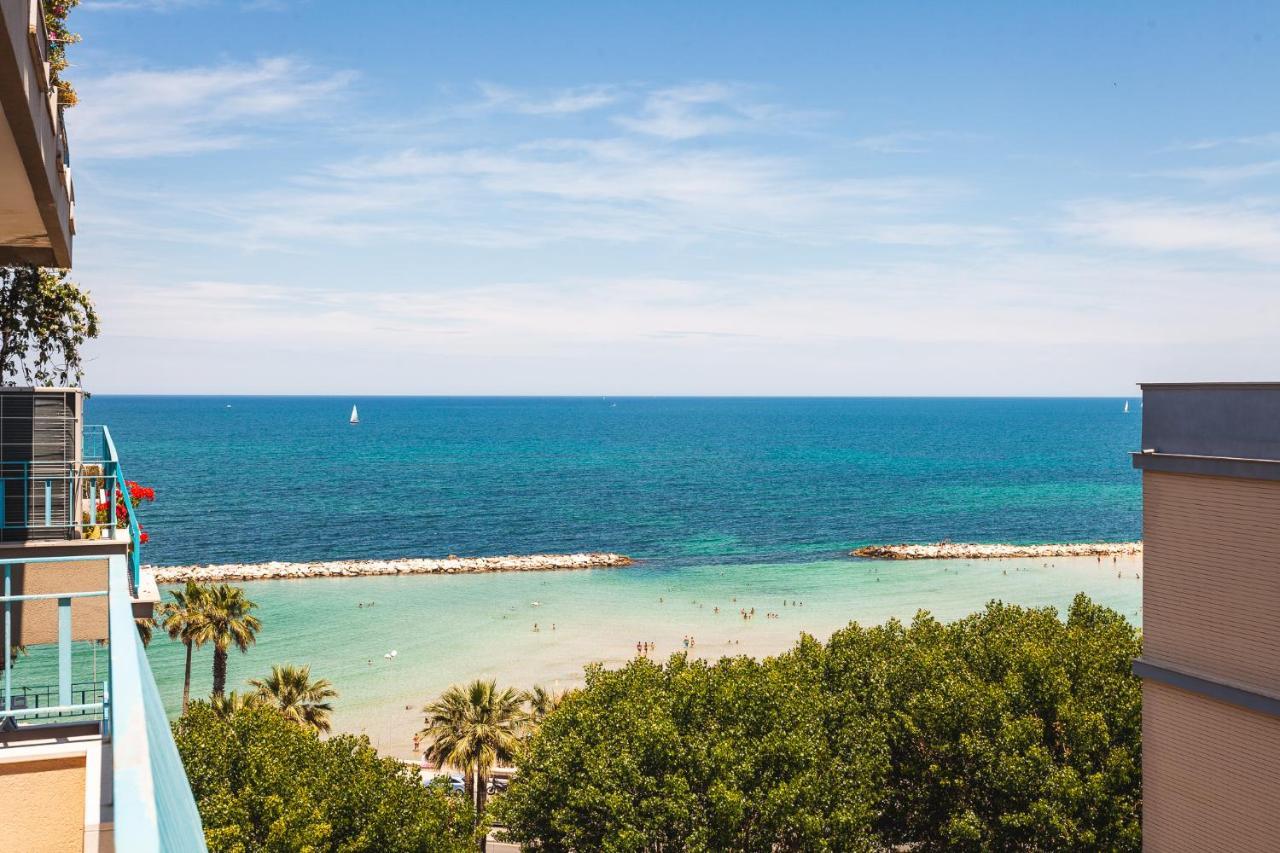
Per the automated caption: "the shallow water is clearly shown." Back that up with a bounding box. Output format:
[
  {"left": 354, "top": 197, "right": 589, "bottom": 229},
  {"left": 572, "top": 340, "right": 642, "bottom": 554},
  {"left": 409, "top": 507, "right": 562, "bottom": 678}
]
[{"left": 145, "top": 554, "right": 1142, "bottom": 757}]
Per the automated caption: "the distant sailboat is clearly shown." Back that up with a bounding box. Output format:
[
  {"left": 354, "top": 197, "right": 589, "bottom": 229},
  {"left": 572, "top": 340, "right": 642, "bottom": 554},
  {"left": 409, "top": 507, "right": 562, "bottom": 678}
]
[
  {"left": 349, "top": 405, "right": 360, "bottom": 425},
  {"left": 1123, "top": 401, "right": 1130, "bottom": 414}
]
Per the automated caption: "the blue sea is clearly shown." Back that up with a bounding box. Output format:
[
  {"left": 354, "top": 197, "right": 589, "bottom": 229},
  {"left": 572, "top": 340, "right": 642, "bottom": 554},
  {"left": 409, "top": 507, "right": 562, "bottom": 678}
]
[
  {"left": 85, "top": 396, "right": 1141, "bottom": 567},
  {"left": 78, "top": 396, "right": 1144, "bottom": 749}
]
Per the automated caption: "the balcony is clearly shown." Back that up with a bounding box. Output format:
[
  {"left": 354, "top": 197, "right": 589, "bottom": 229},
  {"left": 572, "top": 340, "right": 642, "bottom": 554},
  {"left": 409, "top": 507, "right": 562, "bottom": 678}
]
[
  {"left": 0, "top": 0, "right": 75, "bottom": 268},
  {"left": 0, "top": 414, "right": 206, "bottom": 851}
]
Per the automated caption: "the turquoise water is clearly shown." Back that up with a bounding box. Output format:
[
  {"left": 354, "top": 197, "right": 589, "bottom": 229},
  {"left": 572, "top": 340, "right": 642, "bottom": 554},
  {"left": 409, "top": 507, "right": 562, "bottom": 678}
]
[
  {"left": 78, "top": 396, "right": 1143, "bottom": 751},
  {"left": 86, "top": 396, "right": 1141, "bottom": 566}
]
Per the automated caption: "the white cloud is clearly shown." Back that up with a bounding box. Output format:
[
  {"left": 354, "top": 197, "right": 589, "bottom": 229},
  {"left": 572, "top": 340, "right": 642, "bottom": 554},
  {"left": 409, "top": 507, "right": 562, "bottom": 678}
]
[
  {"left": 87, "top": 250, "right": 1280, "bottom": 394},
  {"left": 1062, "top": 199, "right": 1280, "bottom": 262},
  {"left": 614, "top": 83, "right": 794, "bottom": 140},
  {"left": 1162, "top": 132, "right": 1280, "bottom": 152},
  {"left": 852, "top": 131, "right": 979, "bottom": 155},
  {"left": 70, "top": 57, "right": 354, "bottom": 158},
  {"left": 476, "top": 83, "right": 619, "bottom": 115},
  {"left": 212, "top": 137, "right": 972, "bottom": 250},
  {"left": 82, "top": 0, "right": 207, "bottom": 10},
  {"left": 1145, "top": 160, "right": 1280, "bottom": 185}
]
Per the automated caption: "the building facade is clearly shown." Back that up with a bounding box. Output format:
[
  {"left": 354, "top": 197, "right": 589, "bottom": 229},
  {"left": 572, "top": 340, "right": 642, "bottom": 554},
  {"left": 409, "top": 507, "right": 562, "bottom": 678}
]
[
  {"left": 1133, "top": 383, "right": 1280, "bottom": 850},
  {"left": 1, "top": 2, "right": 205, "bottom": 849}
]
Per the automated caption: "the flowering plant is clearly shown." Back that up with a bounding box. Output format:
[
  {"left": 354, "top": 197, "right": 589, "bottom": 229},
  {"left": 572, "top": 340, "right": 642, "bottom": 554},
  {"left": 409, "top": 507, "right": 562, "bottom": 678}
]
[
  {"left": 44, "top": 1, "right": 81, "bottom": 108},
  {"left": 94, "top": 479, "right": 155, "bottom": 543}
]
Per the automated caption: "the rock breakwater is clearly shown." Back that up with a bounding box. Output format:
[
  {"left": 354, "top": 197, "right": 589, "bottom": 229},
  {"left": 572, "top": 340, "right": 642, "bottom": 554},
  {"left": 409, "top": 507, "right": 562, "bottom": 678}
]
[
  {"left": 850, "top": 542, "right": 1142, "bottom": 560},
  {"left": 150, "top": 552, "right": 634, "bottom": 584}
]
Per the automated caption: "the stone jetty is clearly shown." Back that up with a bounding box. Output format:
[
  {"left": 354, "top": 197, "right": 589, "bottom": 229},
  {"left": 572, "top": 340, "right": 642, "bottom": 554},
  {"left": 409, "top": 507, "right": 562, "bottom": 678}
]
[
  {"left": 850, "top": 542, "right": 1142, "bottom": 560},
  {"left": 150, "top": 552, "right": 634, "bottom": 584}
]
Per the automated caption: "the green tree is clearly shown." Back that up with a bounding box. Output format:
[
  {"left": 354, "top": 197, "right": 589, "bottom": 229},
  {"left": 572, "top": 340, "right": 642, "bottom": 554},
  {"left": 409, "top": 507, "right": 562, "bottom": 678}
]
[
  {"left": 421, "top": 679, "right": 526, "bottom": 840},
  {"left": 0, "top": 267, "right": 98, "bottom": 386},
  {"left": 496, "top": 595, "right": 1142, "bottom": 852},
  {"left": 842, "top": 594, "right": 1143, "bottom": 851},
  {"left": 175, "top": 702, "right": 476, "bottom": 852},
  {"left": 495, "top": 653, "right": 888, "bottom": 852},
  {"left": 158, "top": 581, "right": 210, "bottom": 713},
  {"left": 250, "top": 663, "right": 339, "bottom": 734},
  {"left": 188, "top": 584, "right": 261, "bottom": 699}
]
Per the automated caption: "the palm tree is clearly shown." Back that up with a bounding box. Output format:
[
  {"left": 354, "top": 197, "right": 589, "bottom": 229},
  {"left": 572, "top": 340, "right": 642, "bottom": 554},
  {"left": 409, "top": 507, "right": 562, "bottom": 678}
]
[
  {"left": 189, "top": 584, "right": 261, "bottom": 699},
  {"left": 157, "top": 582, "right": 210, "bottom": 713},
  {"left": 524, "top": 685, "right": 565, "bottom": 728},
  {"left": 134, "top": 617, "right": 156, "bottom": 648},
  {"left": 421, "top": 679, "right": 526, "bottom": 832},
  {"left": 249, "top": 663, "right": 338, "bottom": 733},
  {"left": 209, "top": 690, "right": 260, "bottom": 718}
]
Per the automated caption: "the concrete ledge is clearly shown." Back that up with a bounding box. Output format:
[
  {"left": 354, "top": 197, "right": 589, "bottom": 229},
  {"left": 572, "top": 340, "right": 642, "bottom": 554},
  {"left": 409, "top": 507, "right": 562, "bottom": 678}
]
[
  {"left": 1134, "top": 658, "right": 1280, "bottom": 720},
  {"left": 1132, "top": 451, "right": 1280, "bottom": 482}
]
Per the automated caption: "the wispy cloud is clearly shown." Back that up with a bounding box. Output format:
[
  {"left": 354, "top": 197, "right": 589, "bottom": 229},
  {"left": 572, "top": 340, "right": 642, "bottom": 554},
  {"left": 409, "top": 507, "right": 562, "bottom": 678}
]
[
  {"left": 1062, "top": 199, "right": 1280, "bottom": 262},
  {"left": 71, "top": 57, "right": 354, "bottom": 158},
  {"left": 851, "top": 131, "right": 979, "bottom": 155},
  {"left": 1162, "top": 132, "right": 1280, "bottom": 152},
  {"left": 614, "top": 83, "right": 799, "bottom": 140},
  {"left": 211, "top": 137, "right": 972, "bottom": 250},
  {"left": 476, "top": 83, "right": 620, "bottom": 115},
  {"left": 1143, "top": 160, "right": 1280, "bottom": 185},
  {"left": 83, "top": 0, "right": 207, "bottom": 10}
]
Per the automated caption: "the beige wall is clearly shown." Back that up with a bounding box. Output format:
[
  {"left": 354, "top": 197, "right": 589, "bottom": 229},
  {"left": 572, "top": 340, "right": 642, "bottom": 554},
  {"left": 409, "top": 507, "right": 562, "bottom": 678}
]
[
  {"left": 0, "top": 755, "right": 86, "bottom": 853},
  {"left": 1143, "top": 471, "right": 1280, "bottom": 693},
  {"left": 1143, "top": 681, "right": 1280, "bottom": 851},
  {"left": 6, "top": 559, "right": 108, "bottom": 647}
]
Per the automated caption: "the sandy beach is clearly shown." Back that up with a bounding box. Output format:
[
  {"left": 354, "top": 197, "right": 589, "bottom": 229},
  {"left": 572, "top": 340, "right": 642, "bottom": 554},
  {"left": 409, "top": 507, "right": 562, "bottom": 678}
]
[{"left": 144, "top": 552, "right": 1143, "bottom": 760}]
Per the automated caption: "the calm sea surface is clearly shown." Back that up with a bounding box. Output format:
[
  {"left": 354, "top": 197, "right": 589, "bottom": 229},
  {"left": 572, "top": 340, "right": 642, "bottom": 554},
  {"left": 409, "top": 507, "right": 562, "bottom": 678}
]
[
  {"left": 77, "top": 396, "right": 1143, "bottom": 752},
  {"left": 86, "top": 396, "right": 1141, "bottom": 566}
]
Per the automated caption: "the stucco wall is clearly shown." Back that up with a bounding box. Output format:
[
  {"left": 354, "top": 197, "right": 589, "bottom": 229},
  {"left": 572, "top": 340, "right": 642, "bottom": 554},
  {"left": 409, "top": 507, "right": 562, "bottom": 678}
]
[{"left": 0, "top": 754, "right": 86, "bottom": 852}]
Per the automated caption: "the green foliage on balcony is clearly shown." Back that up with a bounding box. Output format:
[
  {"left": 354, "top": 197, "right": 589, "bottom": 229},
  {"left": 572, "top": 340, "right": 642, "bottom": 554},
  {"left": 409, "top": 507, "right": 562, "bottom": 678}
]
[
  {"left": 0, "top": 266, "right": 98, "bottom": 385},
  {"left": 45, "top": 1, "right": 81, "bottom": 109}
]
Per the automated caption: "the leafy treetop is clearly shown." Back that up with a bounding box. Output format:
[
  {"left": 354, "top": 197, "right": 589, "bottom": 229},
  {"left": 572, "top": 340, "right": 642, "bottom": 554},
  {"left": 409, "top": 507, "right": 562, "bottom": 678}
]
[
  {"left": 174, "top": 703, "right": 478, "bottom": 852},
  {"left": 0, "top": 266, "right": 98, "bottom": 387},
  {"left": 494, "top": 594, "right": 1143, "bottom": 853}
]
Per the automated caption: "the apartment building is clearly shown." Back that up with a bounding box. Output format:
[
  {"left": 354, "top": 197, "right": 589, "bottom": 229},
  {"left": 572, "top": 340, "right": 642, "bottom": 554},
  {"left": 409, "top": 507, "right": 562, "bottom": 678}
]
[
  {"left": 1, "top": 2, "right": 205, "bottom": 849},
  {"left": 1133, "top": 382, "right": 1280, "bottom": 850}
]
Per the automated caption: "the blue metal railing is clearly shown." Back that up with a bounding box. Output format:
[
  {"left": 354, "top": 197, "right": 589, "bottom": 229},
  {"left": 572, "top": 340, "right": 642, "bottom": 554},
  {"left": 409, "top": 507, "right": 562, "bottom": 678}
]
[
  {"left": 84, "top": 424, "right": 143, "bottom": 590},
  {"left": 0, "top": 425, "right": 142, "bottom": 589},
  {"left": 106, "top": 552, "right": 209, "bottom": 851},
  {"left": 1, "top": 555, "right": 109, "bottom": 728},
  {"left": 0, "top": 552, "right": 207, "bottom": 850}
]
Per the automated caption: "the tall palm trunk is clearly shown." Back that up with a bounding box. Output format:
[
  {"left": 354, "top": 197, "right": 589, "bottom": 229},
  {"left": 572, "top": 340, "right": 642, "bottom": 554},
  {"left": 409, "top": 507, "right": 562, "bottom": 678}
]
[
  {"left": 476, "top": 768, "right": 489, "bottom": 852},
  {"left": 212, "top": 646, "right": 228, "bottom": 698},
  {"left": 181, "top": 640, "right": 193, "bottom": 712}
]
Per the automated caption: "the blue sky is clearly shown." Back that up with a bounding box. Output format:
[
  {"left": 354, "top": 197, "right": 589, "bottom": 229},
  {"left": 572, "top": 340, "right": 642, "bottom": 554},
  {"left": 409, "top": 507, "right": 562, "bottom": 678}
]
[{"left": 67, "top": 1, "right": 1280, "bottom": 394}]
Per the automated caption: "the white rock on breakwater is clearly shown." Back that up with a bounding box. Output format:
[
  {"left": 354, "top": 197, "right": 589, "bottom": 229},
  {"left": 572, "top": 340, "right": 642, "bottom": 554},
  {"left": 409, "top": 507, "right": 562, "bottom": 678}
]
[
  {"left": 149, "top": 552, "right": 634, "bottom": 584},
  {"left": 850, "top": 542, "right": 1143, "bottom": 561}
]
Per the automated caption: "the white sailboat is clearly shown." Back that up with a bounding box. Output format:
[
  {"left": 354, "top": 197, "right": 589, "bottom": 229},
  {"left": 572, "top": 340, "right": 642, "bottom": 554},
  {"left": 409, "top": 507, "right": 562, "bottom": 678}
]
[
  {"left": 349, "top": 405, "right": 360, "bottom": 425},
  {"left": 1123, "top": 400, "right": 1129, "bottom": 414}
]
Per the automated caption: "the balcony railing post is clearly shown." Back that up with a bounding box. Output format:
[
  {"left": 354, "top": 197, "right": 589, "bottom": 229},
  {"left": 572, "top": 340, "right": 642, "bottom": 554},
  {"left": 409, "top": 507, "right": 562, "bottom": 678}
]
[
  {"left": 3, "top": 564, "right": 10, "bottom": 722},
  {"left": 58, "top": 596, "right": 72, "bottom": 706},
  {"left": 106, "top": 463, "right": 117, "bottom": 540}
]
